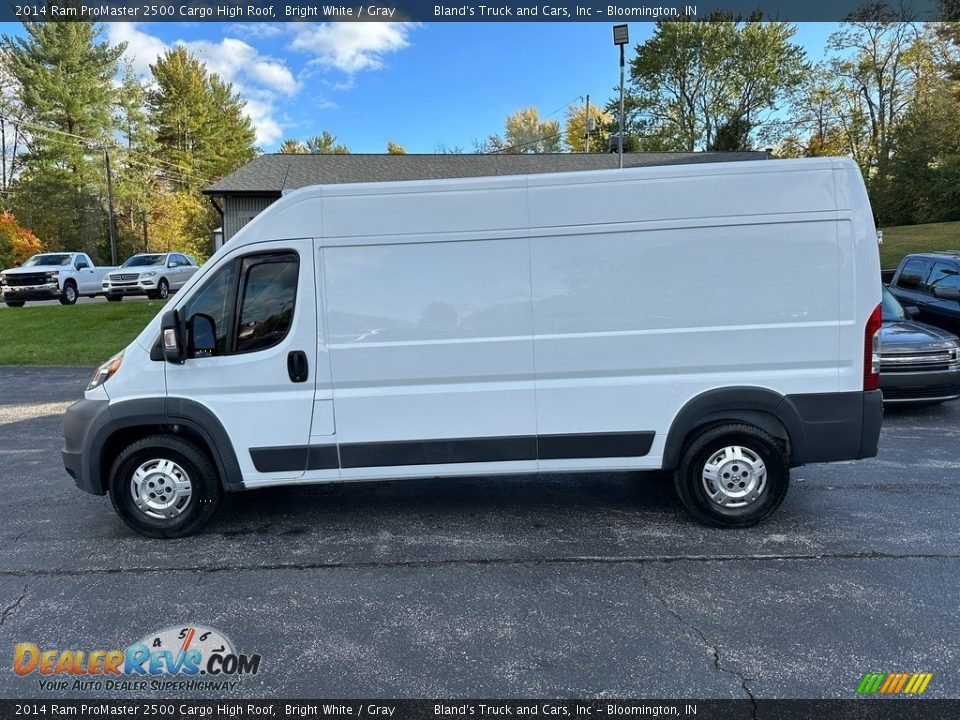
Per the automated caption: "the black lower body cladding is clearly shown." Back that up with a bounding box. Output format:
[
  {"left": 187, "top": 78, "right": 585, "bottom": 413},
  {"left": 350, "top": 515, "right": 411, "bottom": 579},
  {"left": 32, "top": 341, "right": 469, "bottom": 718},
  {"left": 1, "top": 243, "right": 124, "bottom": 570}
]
[{"left": 784, "top": 390, "right": 882, "bottom": 465}]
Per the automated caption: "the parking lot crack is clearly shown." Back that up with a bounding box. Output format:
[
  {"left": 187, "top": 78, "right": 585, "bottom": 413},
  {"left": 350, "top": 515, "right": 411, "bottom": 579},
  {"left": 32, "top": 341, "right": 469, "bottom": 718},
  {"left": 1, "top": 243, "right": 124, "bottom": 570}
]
[
  {"left": 641, "top": 573, "right": 758, "bottom": 717},
  {"left": 0, "top": 584, "right": 27, "bottom": 627}
]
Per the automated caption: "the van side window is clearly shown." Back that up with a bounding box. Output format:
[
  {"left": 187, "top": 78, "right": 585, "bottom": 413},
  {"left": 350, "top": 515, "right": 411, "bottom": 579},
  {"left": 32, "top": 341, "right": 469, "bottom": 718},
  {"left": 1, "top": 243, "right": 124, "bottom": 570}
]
[
  {"left": 898, "top": 258, "right": 930, "bottom": 292},
  {"left": 234, "top": 253, "right": 299, "bottom": 354},
  {"left": 181, "top": 261, "right": 237, "bottom": 357}
]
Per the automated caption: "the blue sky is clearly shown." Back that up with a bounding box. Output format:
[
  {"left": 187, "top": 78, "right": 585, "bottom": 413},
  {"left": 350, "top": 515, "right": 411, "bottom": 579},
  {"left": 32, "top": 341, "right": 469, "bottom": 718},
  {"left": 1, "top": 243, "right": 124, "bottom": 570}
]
[{"left": 0, "top": 22, "right": 839, "bottom": 153}]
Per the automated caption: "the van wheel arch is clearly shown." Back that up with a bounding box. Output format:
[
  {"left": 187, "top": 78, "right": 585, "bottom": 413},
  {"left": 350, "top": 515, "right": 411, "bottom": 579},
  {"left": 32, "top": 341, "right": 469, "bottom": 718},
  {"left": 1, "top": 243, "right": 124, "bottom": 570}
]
[
  {"left": 663, "top": 387, "right": 798, "bottom": 471},
  {"left": 94, "top": 399, "right": 244, "bottom": 494}
]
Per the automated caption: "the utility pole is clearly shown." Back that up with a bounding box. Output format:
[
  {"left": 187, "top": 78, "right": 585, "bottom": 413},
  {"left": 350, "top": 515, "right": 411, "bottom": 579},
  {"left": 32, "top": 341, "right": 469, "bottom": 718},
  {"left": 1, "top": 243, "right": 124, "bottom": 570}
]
[
  {"left": 104, "top": 146, "right": 118, "bottom": 265},
  {"left": 584, "top": 95, "right": 590, "bottom": 153}
]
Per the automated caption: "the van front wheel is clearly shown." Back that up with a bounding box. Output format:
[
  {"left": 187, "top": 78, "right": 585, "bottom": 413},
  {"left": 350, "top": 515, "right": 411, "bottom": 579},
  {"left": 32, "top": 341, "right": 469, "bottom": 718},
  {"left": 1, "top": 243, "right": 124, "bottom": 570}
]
[
  {"left": 674, "top": 423, "right": 789, "bottom": 528},
  {"left": 108, "top": 435, "right": 222, "bottom": 538}
]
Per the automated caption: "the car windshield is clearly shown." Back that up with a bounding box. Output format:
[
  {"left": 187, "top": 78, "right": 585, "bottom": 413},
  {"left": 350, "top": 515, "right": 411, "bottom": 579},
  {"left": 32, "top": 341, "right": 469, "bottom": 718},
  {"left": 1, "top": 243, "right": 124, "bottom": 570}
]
[
  {"left": 882, "top": 287, "right": 908, "bottom": 322},
  {"left": 23, "top": 254, "right": 72, "bottom": 267},
  {"left": 123, "top": 254, "right": 165, "bottom": 267}
]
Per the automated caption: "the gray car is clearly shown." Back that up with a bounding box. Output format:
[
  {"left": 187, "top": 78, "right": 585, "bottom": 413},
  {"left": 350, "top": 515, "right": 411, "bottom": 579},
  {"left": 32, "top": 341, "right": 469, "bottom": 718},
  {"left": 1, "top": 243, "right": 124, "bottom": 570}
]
[{"left": 880, "top": 286, "right": 960, "bottom": 404}]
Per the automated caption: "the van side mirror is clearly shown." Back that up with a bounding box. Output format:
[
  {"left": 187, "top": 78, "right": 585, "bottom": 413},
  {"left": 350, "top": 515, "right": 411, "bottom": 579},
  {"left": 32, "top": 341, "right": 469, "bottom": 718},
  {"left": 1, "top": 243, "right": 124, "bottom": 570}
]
[
  {"left": 188, "top": 313, "right": 217, "bottom": 357},
  {"left": 905, "top": 305, "right": 920, "bottom": 318},
  {"left": 933, "top": 286, "right": 960, "bottom": 302},
  {"left": 160, "top": 309, "right": 184, "bottom": 364}
]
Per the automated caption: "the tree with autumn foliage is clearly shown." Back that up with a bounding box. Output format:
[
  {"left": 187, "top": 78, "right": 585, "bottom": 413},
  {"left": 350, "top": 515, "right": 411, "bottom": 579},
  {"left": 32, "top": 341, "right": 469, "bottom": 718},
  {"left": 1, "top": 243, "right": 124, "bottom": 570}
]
[{"left": 0, "top": 211, "right": 42, "bottom": 268}]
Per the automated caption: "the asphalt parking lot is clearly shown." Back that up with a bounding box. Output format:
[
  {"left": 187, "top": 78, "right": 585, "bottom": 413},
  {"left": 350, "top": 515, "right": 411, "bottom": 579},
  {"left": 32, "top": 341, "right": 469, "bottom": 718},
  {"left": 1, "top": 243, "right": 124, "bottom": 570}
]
[{"left": 0, "top": 366, "right": 958, "bottom": 700}]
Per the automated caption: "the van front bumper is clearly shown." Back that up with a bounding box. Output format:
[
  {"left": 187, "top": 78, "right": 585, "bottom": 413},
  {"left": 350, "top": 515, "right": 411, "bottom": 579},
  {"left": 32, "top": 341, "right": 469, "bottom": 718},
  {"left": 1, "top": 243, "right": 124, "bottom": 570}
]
[{"left": 62, "top": 398, "right": 112, "bottom": 495}]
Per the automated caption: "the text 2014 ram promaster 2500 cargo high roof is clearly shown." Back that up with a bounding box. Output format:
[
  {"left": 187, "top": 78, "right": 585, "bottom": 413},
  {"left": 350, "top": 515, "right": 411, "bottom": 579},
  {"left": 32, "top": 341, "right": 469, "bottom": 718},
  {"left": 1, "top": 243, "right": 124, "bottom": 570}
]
[{"left": 62, "top": 158, "right": 883, "bottom": 537}]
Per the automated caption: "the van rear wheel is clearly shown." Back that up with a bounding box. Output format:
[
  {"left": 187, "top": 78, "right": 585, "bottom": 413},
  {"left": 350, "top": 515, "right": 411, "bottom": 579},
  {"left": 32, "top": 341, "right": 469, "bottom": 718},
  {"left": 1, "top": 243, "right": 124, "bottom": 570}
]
[
  {"left": 674, "top": 423, "right": 789, "bottom": 527},
  {"left": 108, "top": 435, "right": 222, "bottom": 538}
]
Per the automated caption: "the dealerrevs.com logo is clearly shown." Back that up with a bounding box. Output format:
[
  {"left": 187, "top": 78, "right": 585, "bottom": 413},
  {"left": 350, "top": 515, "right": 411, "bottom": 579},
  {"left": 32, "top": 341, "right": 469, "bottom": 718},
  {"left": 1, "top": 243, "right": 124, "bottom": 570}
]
[{"left": 13, "top": 625, "right": 262, "bottom": 692}]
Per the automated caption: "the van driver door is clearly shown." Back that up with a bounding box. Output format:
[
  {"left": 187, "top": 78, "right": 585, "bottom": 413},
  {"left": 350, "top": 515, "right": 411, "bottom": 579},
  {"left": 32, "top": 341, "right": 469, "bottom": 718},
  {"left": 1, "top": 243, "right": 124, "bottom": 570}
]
[{"left": 165, "top": 238, "right": 332, "bottom": 484}]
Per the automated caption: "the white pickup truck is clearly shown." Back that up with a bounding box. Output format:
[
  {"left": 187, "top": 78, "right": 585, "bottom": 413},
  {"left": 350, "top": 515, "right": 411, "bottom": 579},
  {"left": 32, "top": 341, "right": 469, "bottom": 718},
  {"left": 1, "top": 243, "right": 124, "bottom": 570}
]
[{"left": 0, "top": 252, "right": 116, "bottom": 307}]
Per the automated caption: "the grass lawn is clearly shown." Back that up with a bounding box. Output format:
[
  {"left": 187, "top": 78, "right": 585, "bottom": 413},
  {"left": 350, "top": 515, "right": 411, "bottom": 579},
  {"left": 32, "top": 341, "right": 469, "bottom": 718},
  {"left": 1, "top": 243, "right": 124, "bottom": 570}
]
[
  {"left": 879, "top": 221, "right": 960, "bottom": 270},
  {"left": 0, "top": 301, "right": 163, "bottom": 366}
]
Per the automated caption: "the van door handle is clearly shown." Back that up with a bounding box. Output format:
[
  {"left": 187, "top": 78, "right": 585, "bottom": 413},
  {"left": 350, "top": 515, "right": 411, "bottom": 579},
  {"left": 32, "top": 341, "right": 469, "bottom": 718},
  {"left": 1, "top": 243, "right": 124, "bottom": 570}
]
[{"left": 287, "top": 351, "right": 309, "bottom": 383}]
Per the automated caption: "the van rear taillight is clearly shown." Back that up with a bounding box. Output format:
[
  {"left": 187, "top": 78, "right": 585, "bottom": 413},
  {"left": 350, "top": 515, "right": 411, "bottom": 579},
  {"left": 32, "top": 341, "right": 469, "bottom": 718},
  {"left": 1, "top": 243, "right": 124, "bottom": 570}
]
[{"left": 864, "top": 303, "right": 882, "bottom": 390}]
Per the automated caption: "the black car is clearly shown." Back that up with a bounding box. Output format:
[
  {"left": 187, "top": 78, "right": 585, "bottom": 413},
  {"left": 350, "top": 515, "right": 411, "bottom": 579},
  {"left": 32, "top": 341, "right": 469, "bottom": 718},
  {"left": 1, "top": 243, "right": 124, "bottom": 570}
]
[
  {"left": 880, "top": 287, "right": 960, "bottom": 404},
  {"left": 886, "top": 251, "right": 960, "bottom": 335}
]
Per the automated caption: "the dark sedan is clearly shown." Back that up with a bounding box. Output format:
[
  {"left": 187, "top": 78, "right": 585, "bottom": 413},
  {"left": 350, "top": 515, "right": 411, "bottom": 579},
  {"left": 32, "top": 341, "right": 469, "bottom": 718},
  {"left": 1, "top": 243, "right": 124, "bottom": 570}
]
[{"left": 880, "top": 287, "right": 960, "bottom": 404}]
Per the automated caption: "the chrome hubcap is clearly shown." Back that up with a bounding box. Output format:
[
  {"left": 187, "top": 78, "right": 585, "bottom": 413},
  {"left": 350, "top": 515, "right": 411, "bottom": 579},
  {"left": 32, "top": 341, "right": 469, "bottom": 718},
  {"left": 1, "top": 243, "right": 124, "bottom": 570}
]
[
  {"left": 65, "top": 287, "right": 75, "bottom": 301},
  {"left": 159, "top": 283, "right": 168, "bottom": 298},
  {"left": 701, "top": 445, "right": 767, "bottom": 508},
  {"left": 130, "top": 458, "right": 192, "bottom": 519}
]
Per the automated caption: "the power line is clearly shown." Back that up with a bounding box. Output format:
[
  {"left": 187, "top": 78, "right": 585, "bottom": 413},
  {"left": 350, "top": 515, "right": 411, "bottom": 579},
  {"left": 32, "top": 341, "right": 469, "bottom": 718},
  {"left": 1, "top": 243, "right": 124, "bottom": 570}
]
[{"left": 1, "top": 114, "right": 214, "bottom": 184}]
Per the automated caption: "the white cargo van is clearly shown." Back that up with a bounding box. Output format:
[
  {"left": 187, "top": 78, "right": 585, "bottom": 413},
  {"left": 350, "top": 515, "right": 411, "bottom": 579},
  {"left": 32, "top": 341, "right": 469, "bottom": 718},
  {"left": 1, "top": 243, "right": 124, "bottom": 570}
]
[{"left": 62, "top": 158, "right": 883, "bottom": 537}]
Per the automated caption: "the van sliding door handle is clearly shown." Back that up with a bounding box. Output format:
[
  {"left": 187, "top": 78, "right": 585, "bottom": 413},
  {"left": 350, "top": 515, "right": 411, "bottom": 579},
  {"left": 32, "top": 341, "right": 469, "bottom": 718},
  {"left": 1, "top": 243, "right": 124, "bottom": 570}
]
[{"left": 287, "top": 351, "right": 309, "bottom": 383}]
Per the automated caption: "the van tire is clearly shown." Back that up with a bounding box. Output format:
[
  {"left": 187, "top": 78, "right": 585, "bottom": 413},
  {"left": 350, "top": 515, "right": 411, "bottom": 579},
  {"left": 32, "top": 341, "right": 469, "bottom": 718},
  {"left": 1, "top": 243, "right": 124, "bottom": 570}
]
[
  {"left": 59, "top": 281, "right": 78, "bottom": 305},
  {"left": 4, "top": 301, "right": 24, "bottom": 307},
  {"left": 674, "top": 423, "right": 789, "bottom": 528},
  {"left": 106, "top": 294, "right": 123, "bottom": 302},
  {"left": 108, "top": 435, "right": 222, "bottom": 538}
]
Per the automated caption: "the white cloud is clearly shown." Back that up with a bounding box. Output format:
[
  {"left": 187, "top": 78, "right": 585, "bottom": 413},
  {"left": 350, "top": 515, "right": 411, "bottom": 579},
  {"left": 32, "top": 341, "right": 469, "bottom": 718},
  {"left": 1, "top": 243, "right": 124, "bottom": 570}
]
[
  {"left": 241, "top": 98, "right": 284, "bottom": 146},
  {"left": 107, "top": 23, "right": 168, "bottom": 76},
  {"left": 290, "top": 23, "right": 417, "bottom": 73},
  {"left": 187, "top": 38, "right": 299, "bottom": 97},
  {"left": 107, "top": 23, "right": 420, "bottom": 149}
]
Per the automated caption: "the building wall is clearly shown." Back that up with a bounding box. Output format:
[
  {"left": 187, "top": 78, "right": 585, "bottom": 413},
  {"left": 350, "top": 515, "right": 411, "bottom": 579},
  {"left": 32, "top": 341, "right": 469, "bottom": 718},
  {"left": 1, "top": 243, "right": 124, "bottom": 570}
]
[{"left": 223, "top": 195, "right": 278, "bottom": 241}]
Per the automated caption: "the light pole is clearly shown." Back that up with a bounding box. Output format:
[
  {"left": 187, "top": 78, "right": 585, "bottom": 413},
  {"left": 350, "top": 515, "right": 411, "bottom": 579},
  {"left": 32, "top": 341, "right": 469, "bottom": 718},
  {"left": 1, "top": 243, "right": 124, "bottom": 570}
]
[{"left": 613, "top": 24, "right": 629, "bottom": 169}]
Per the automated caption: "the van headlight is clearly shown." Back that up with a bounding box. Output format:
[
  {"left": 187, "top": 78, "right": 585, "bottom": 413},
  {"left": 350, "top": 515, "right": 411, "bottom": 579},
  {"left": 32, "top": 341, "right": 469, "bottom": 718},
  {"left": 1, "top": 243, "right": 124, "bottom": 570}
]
[
  {"left": 45, "top": 271, "right": 59, "bottom": 281},
  {"left": 88, "top": 352, "right": 124, "bottom": 391},
  {"left": 141, "top": 271, "right": 157, "bottom": 278}
]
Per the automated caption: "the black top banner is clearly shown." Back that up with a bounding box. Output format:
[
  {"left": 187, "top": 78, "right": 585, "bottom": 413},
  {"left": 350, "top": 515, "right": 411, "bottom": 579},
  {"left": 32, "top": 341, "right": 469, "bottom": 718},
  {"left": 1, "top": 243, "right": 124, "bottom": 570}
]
[{"left": 0, "top": 0, "right": 952, "bottom": 23}]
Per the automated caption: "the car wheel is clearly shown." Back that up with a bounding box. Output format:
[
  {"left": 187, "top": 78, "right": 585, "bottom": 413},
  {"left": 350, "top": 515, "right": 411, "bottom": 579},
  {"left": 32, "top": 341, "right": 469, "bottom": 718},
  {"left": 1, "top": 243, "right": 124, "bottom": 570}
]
[
  {"left": 106, "top": 294, "right": 123, "bottom": 302},
  {"left": 4, "top": 300, "right": 25, "bottom": 307},
  {"left": 157, "top": 279, "right": 169, "bottom": 299},
  {"left": 59, "top": 282, "right": 78, "bottom": 305},
  {"left": 674, "top": 423, "right": 789, "bottom": 528},
  {"left": 108, "top": 435, "right": 222, "bottom": 538}
]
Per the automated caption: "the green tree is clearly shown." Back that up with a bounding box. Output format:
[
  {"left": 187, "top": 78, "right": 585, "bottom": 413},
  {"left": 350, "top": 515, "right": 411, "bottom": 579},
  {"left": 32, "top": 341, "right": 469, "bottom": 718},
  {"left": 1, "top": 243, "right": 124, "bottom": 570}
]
[
  {"left": 148, "top": 46, "right": 256, "bottom": 190},
  {"left": 386, "top": 141, "right": 406, "bottom": 154},
  {"left": 1, "top": 22, "right": 124, "bottom": 256},
  {"left": 825, "top": 7, "right": 925, "bottom": 220},
  {"left": 622, "top": 16, "right": 806, "bottom": 151},
  {"left": 885, "top": 76, "right": 960, "bottom": 225},
  {"left": 305, "top": 131, "right": 349, "bottom": 154},
  {"left": 113, "top": 60, "right": 158, "bottom": 260},
  {"left": 279, "top": 139, "right": 308, "bottom": 154},
  {"left": 487, "top": 107, "right": 561, "bottom": 153},
  {"left": 564, "top": 103, "right": 612, "bottom": 152}
]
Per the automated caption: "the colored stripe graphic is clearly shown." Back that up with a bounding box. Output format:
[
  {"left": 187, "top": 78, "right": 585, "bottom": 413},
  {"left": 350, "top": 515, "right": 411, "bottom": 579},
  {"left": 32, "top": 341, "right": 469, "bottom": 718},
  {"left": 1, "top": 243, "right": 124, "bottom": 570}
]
[
  {"left": 858, "top": 672, "right": 932, "bottom": 695},
  {"left": 857, "top": 673, "right": 885, "bottom": 694}
]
